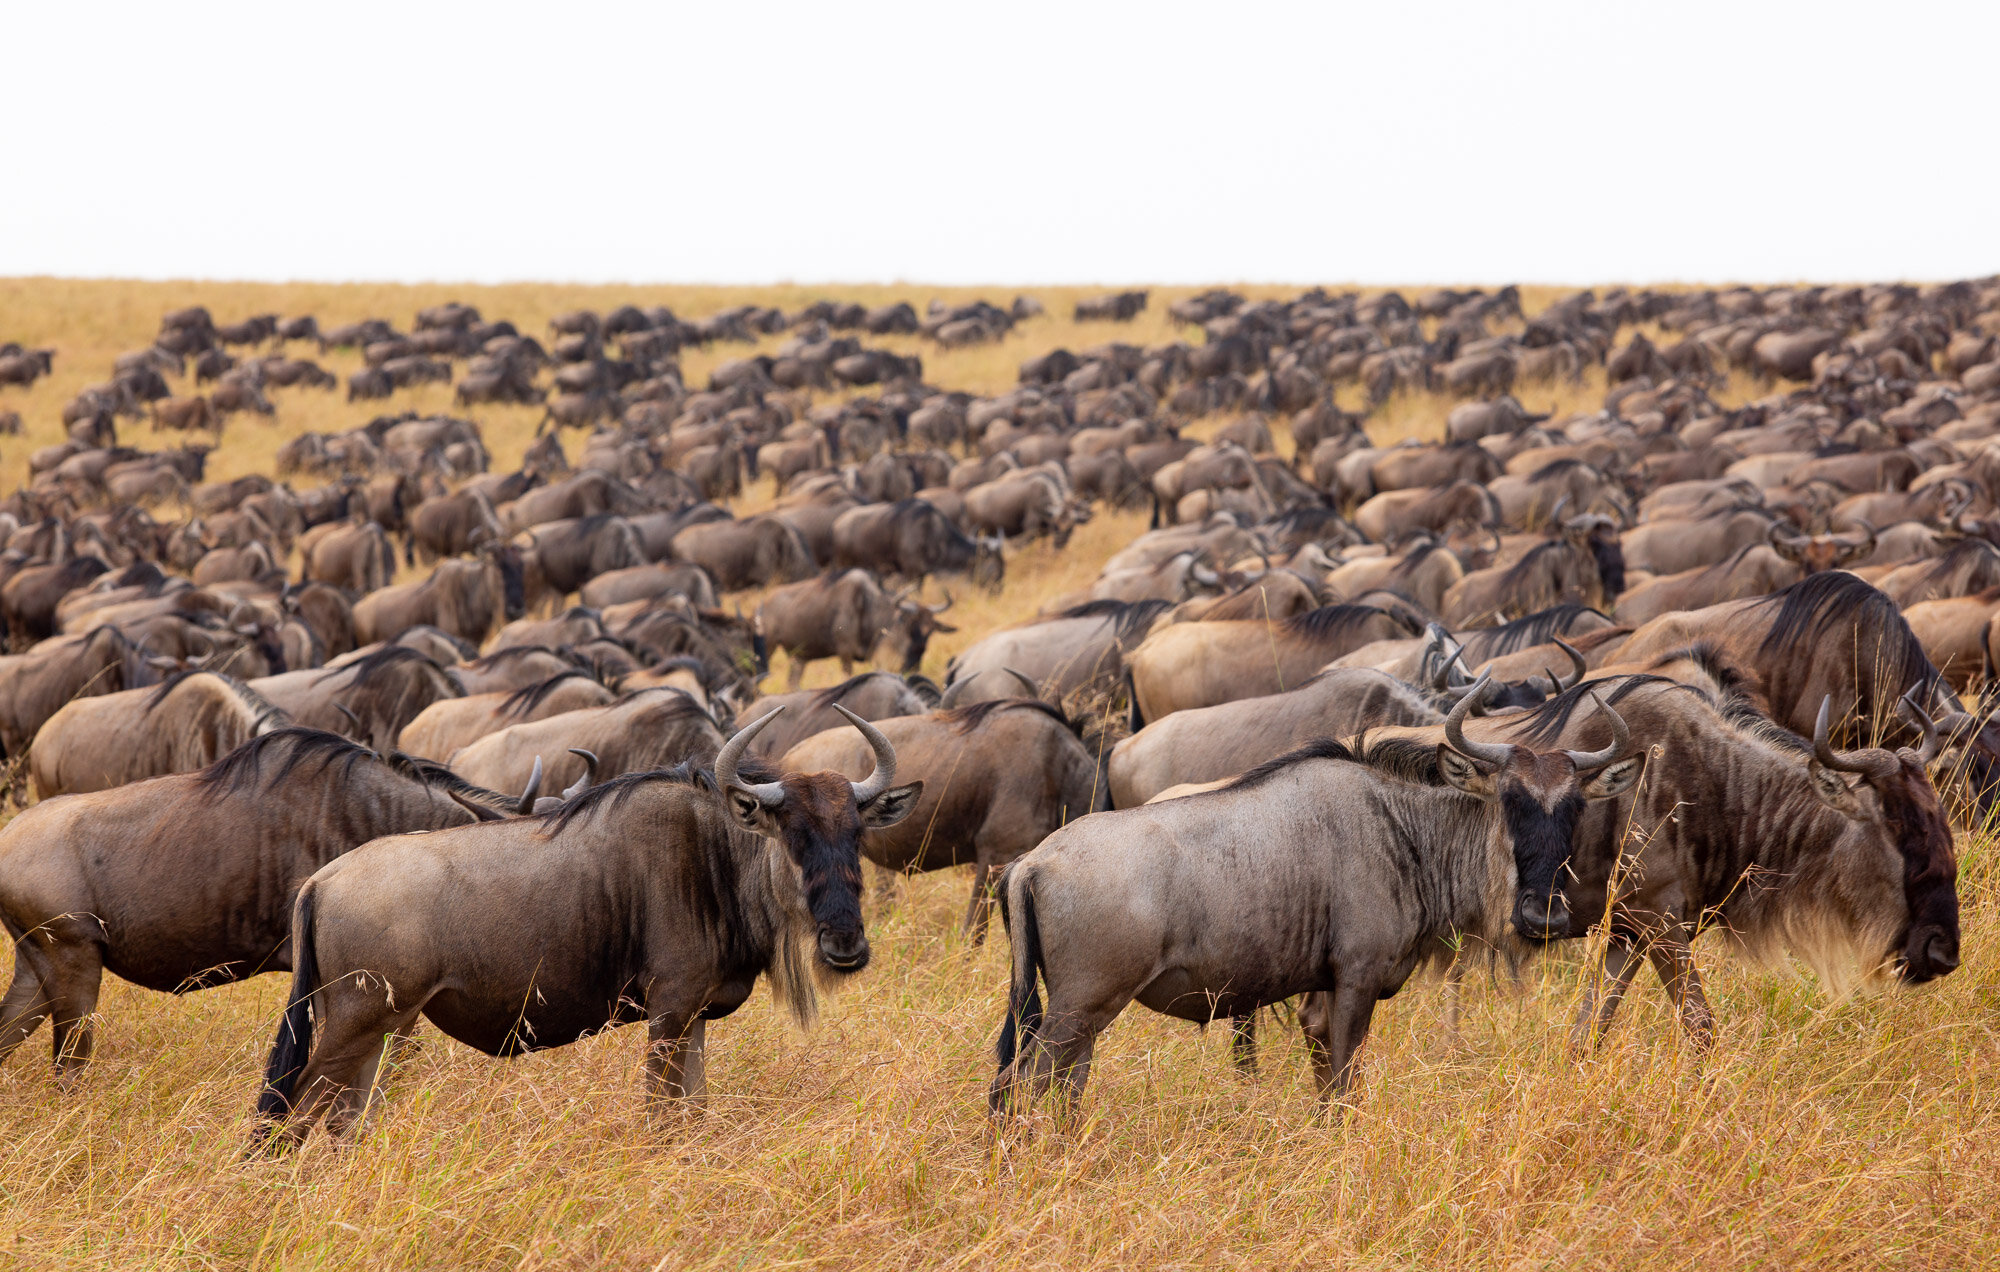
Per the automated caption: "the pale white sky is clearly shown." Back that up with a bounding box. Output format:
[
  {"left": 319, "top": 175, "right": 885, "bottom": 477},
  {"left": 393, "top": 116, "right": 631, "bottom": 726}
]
[{"left": 3, "top": 1, "right": 1992, "bottom": 287}]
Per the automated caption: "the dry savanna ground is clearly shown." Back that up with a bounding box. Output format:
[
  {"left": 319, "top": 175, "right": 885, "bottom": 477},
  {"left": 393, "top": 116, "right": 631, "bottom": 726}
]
[{"left": 0, "top": 278, "right": 1994, "bottom": 1269}]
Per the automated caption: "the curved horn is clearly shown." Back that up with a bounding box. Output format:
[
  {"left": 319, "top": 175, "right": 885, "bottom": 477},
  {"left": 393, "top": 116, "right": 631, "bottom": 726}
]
[
  {"left": 1442, "top": 673, "right": 1511, "bottom": 766},
  {"left": 1562, "top": 690, "right": 1631, "bottom": 771},
  {"left": 1002, "top": 667, "right": 1041, "bottom": 700},
  {"left": 1554, "top": 637, "right": 1587, "bottom": 691},
  {"left": 930, "top": 589, "right": 955, "bottom": 615},
  {"left": 716, "top": 706, "right": 788, "bottom": 807},
  {"left": 516, "top": 754, "right": 544, "bottom": 814},
  {"left": 561, "top": 748, "right": 598, "bottom": 800},
  {"left": 334, "top": 701, "right": 363, "bottom": 734},
  {"left": 832, "top": 703, "right": 897, "bottom": 803},
  {"left": 1896, "top": 686, "right": 1943, "bottom": 766},
  {"left": 938, "top": 675, "right": 968, "bottom": 709},
  {"left": 1813, "top": 696, "right": 1898, "bottom": 780}
]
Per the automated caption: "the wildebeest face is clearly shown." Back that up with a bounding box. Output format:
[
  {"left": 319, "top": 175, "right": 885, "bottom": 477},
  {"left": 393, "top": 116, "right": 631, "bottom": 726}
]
[
  {"left": 1438, "top": 678, "right": 1642, "bottom": 940},
  {"left": 716, "top": 705, "right": 921, "bottom": 974}
]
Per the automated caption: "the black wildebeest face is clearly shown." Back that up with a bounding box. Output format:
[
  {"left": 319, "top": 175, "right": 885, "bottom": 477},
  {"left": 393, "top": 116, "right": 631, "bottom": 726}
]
[
  {"left": 1437, "top": 676, "right": 1642, "bottom": 941},
  {"left": 716, "top": 706, "right": 922, "bottom": 974}
]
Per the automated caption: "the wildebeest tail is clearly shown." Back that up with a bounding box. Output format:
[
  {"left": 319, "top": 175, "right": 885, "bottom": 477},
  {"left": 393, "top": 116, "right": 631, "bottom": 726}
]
[
  {"left": 1124, "top": 666, "right": 1143, "bottom": 734},
  {"left": 993, "top": 865, "right": 1045, "bottom": 1069},
  {"left": 256, "top": 880, "right": 322, "bottom": 1124}
]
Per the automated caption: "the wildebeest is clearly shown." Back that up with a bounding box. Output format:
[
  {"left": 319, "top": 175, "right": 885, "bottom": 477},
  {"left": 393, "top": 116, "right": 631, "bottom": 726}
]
[
  {"left": 351, "top": 551, "right": 524, "bottom": 647},
  {"left": 1441, "top": 520, "right": 1623, "bottom": 627},
  {"left": 0, "top": 627, "right": 162, "bottom": 773},
  {"left": 251, "top": 645, "right": 462, "bottom": 753},
  {"left": 1126, "top": 603, "right": 1422, "bottom": 723},
  {"left": 756, "top": 570, "right": 956, "bottom": 690},
  {"left": 670, "top": 516, "right": 817, "bottom": 591},
  {"left": 733, "top": 672, "right": 938, "bottom": 759},
  {"left": 448, "top": 687, "right": 725, "bottom": 795},
  {"left": 945, "top": 599, "right": 1167, "bottom": 704},
  {"left": 28, "top": 670, "right": 286, "bottom": 797},
  {"left": 1108, "top": 667, "right": 1446, "bottom": 807},
  {"left": 830, "top": 500, "right": 1005, "bottom": 590},
  {"left": 396, "top": 671, "right": 618, "bottom": 761},
  {"left": 1392, "top": 671, "right": 1963, "bottom": 1046},
  {"left": 300, "top": 519, "right": 397, "bottom": 595},
  {"left": 987, "top": 682, "right": 1639, "bottom": 1112},
  {"left": 0, "top": 729, "right": 532, "bottom": 1073},
  {"left": 252, "top": 707, "right": 919, "bottom": 1141},
  {"left": 783, "top": 699, "right": 1106, "bottom": 940}
]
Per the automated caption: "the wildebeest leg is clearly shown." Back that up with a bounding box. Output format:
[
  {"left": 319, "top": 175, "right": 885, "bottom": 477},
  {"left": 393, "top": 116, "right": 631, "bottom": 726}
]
[
  {"left": 869, "top": 862, "right": 900, "bottom": 916},
  {"left": 785, "top": 657, "right": 807, "bottom": 692},
  {"left": 1303, "top": 979, "right": 1380, "bottom": 1105},
  {"left": 1569, "top": 932, "right": 1644, "bottom": 1052},
  {"left": 644, "top": 1012, "right": 707, "bottom": 1104},
  {"left": 1441, "top": 951, "right": 1465, "bottom": 1046},
  {"left": 1229, "top": 1010, "right": 1257, "bottom": 1075},
  {"left": 1645, "top": 935, "right": 1714, "bottom": 1050},
  {"left": 279, "top": 995, "right": 423, "bottom": 1146},
  {"left": 45, "top": 939, "right": 105, "bottom": 1075},
  {"left": 962, "top": 863, "right": 994, "bottom": 943},
  {"left": 325, "top": 1026, "right": 404, "bottom": 1138},
  {"left": 839, "top": 658, "right": 854, "bottom": 678},
  {"left": 0, "top": 950, "right": 49, "bottom": 1066}
]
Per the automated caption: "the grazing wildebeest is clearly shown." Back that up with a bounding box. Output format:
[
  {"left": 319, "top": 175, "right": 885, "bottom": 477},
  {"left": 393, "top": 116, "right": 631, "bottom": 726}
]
[
  {"left": 756, "top": 570, "right": 956, "bottom": 690},
  {"left": 28, "top": 671, "right": 286, "bottom": 797},
  {"left": 579, "top": 561, "right": 719, "bottom": 611},
  {"left": 1374, "top": 670, "right": 1964, "bottom": 1047},
  {"left": 449, "top": 646, "right": 585, "bottom": 696},
  {"left": 300, "top": 519, "right": 396, "bottom": 595},
  {"left": 1125, "top": 603, "right": 1422, "bottom": 722},
  {"left": 943, "top": 600, "right": 1164, "bottom": 704},
  {"left": 517, "top": 514, "right": 646, "bottom": 599},
  {"left": 252, "top": 707, "right": 919, "bottom": 1142},
  {"left": 782, "top": 699, "right": 1106, "bottom": 940},
  {"left": 987, "top": 682, "right": 1639, "bottom": 1112},
  {"left": 408, "top": 487, "right": 507, "bottom": 563},
  {"left": 397, "top": 672, "right": 618, "bottom": 761},
  {"left": 0, "top": 729, "right": 533, "bottom": 1073},
  {"left": 1441, "top": 521, "right": 1622, "bottom": 627}
]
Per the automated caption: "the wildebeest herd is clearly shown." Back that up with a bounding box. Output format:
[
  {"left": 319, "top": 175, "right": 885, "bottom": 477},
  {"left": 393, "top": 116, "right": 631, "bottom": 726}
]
[{"left": 0, "top": 277, "right": 1995, "bottom": 1144}]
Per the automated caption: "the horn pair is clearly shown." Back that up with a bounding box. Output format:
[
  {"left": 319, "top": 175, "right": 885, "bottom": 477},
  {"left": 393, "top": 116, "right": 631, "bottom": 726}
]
[
  {"left": 715, "top": 704, "right": 897, "bottom": 808},
  {"left": 1444, "top": 671, "right": 1629, "bottom": 770}
]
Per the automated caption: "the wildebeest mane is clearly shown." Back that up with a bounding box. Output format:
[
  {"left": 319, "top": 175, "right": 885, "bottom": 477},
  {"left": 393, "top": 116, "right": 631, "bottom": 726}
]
[
  {"left": 1902, "top": 538, "right": 2000, "bottom": 594},
  {"left": 1457, "top": 604, "right": 1610, "bottom": 661},
  {"left": 809, "top": 671, "right": 904, "bottom": 712},
  {"left": 500, "top": 670, "right": 599, "bottom": 718},
  {"left": 937, "top": 697, "right": 1068, "bottom": 735},
  {"left": 1498, "top": 674, "right": 1686, "bottom": 748},
  {"left": 1526, "top": 457, "right": 1589, "bottom": 483},
  {"left": 383, "top": 751, "right": 521, "bottom": 811},
  {"left": 539, "top": 757, "right": 783, "bottom": 836},
  {"left": 1224, "top": 733, "right": 1445, "bottom": 792},
  {"left": 1056, "top": 597, "right": 1173, "bottom": 643},
  {"left": 1754, "top": 571, "right": 1938, "bottom": 695},
  {"left": 195, "top": 727, "right": 378, "bottom": 798},
  {"left": 312, "top": 643, "right": 448, "bottom": 689},
  {"left": 144, "top": 669, "right": 288, "bottom": 730},
  {"left": 1282, "top": 602, "right": 1418, "bottom": 642}
]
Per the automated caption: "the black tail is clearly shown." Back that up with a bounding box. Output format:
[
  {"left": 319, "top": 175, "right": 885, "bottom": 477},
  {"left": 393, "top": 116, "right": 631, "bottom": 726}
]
[
  {"left": 1124, "top": 666, "right": 1144, "bottom": 734},
  {"left": 992, "top": 870, "right": 1046, "bottom": 1071},
  {"left": 256, "top": 881, "right": 321, "bottom": 1124},
  {"left": 1149, "top": 490, "right": 1163, "bottom": 531}
]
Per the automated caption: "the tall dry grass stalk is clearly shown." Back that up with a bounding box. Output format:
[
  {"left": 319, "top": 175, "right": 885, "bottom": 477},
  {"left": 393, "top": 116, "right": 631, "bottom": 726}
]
[{"left": 0, "top": 279, "right": 1993, "bottom": 1269}]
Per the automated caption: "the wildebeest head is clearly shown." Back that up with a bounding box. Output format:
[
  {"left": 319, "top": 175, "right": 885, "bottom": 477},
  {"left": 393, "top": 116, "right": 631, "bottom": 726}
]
[
  {"left": 1768, "top": 522, "right": 1875, "bottom": 575},
  {"left": 889, "top": 590, "right": 957, "bottom": 674},
  {"left": 971, "top": 533, "right": 1006, "bottom": 592},
  {"left": 714, "top": 704, "right": 922, "bottom": 974},
  {"left": 1808, "top": 693, "right": 1961, "bottom": 984},
  {"left": 1436, "top": 674, "right": 1642, "bottom": 940}
]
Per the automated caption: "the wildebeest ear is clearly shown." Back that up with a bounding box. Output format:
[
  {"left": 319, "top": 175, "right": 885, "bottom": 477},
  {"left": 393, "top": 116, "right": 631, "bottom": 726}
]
[
  {"left": 725, "top": 786, "right": 773, "bottom": 832},
  {"left": 1581, "top": 754, "right": 1643, "bottom": 800},
  {"left": 858, "top": 780, "right": 924, "bottom": 828},
  {"left": 1435, "top": 745, "right": 1495, "bottom": 796},
  {"left": 1806, "top": 760, "right": 1864, "bottom": 816}
]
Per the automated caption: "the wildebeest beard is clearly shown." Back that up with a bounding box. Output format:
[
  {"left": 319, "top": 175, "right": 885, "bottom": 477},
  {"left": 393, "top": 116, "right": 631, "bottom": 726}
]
[
  {"left": 1872, "top": 765, "right": 1961, "bottom": 982},
  {"left": 1589, "top": 535, "right": 1626, "bottom": 597},
  {"left": 1502, "top": 784, "right": 1585, "bottom": 940}
]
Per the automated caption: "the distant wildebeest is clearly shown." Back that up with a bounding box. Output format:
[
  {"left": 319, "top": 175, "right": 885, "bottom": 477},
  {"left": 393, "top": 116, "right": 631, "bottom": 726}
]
[
  {"left": 252, "top": 707, "right": 919, "bottom": 1142},
  {"left": 945, "top": 598, "right": 1170, "bottom": 703},
  {"left": 250, "top": 645, "right": 462, "bottom": 754},
  {"left": 0, "top": 729, "right": 534, "bottom": 1074},
  {"left": 830, "top": 500, "right": 1005, "bottom": 590},
  {"left": 756, "top": 570, "right": 956, "bottom": 690},
  {"left": 0, "top": 627, "right": 162, "bottom": 771},
  {"left": 447, "top": 686, "right": 725, "bottom": 797},
  {"left": 987, "top": 682, "right": 1639, "bottom": 1112},
  {"left": 351, "top": 551, "right": 525, "bottom": 647},
  {"left": 397, "top": 672, "right": 619, "bottom": 762},
  {"left": 670, "top": 516, "right": 817, "bottom": 592},
  {"left": 733, "top": 672, "right": 938, "bottom": 760}
]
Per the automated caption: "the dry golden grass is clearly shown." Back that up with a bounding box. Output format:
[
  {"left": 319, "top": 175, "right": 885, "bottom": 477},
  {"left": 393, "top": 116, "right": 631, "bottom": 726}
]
[{"left": 0, "top": 279, "right": 1996, "bottom": 1269}]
